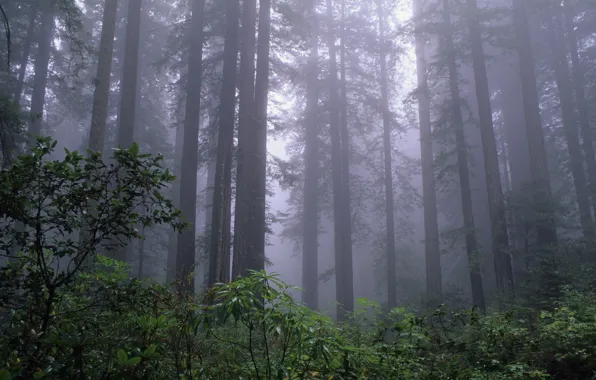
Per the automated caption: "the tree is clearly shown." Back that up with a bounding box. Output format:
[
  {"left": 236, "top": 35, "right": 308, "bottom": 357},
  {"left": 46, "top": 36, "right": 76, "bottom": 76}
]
[
  {"left": 464, "top": 0, "right": 514, "bottom": 295},
  {"left": 114, "top": 0, "right": 143, "bottom": 264},
  {"left": 87, "top": 0, "right": 118, "bottom": 153},
  {"left": 544, "top": 5, "right": 594, "bottom": 240},
  {"left": 248, "top": 0, "right": 272, "bottom": 273},
  {"left": 563, "top": 0, "right": 596, "bottom": 223},
  {"left": 376, "top": 0, "right": 397, "bottom": 309},
  {"left": 208, "top": 0, "right": 241, "bottom": 287},
  {"left": 338, "top": 0, "right": 354, "bottom": 317},
  {"left": 325, "top": 0, "right": 353, "bottom": 319},
  {"left": 232, "top": 0, "right": 258, "bottom": 279},
  {"left": 414, "top": 0, "right": 442, "bottom": 302},
  {"left": 441, "top": 0, "right": 485, "bottom": 312},
  {"left": 13, "top": 1, "right": 38, "bottom": 106},
  {"left": 512, "top": 0, "right": 558, "bottom": 247},
  {"left": 302, "top": 0, "right": 321, "bottom": 310},
  {"left": 27, "top": 1, "right": 54, "bottom": 146},
  {"left": 176, "top": 0, "right": 207, "bottom": 291}
]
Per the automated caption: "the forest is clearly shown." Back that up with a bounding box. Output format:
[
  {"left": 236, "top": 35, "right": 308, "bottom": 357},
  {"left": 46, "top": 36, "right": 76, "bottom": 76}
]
[{"left": 1, "top": 0, "right": 596, "bottom": 378}]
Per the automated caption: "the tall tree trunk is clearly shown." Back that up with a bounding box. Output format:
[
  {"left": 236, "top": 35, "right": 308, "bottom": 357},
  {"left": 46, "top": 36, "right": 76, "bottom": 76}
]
[
  {"left": 563, "top": 0, "right": 596, "bottom": 221},
  {"left": 88, "top": 0, "right": 118, "bottom": 153},
  {"left": 442, "top": 0, "right": 485, "bottom": 312},
  {"left": 117, "top": 0, "right": 142, "bottom": 149},
  {"left": 167, "top": 119, "right": 184, "bottom": 283},
  {"left": 512, "top": 0, "right": 558, "bottom": 247},
  {"left": 302, "top": 0, "right": 320, "bottom": 310},
  {"left": 414, "top": 0, "right": 442, "bottom": 301},
  {"left": 78, "top": 0, "right": 118, "bottom": 266},
  {"left": 232, "top": 0, "right": 257, "bottom": 279},
  {"left": 465, "top": 0, "right": 514, "bottom": 296},
  {"left": 325, "top": 0, "right": 351, "bottom": 320},
  {"left": 247, "top": 0, "right": 271, "bottom": 273},
  {"left": 177, "top": 0, "right": 206, "bottom": 292},
  {"left": 14, "top": 1, "right": 38, "bottom": 106},
  {"left": 338, "top": 0, "right": 354, "bottom": 317},
  {"left": 545, "top": 9, "right": 595, "bottom": 240},
  {"left": 27, "top": 2, "right": 53, "bottom": 145},
  {"left": 115, "top": 0, "right": 143, "bottom": 264},
  {"left": 208, "top": 0, "right": 240, "bottom": 287},
  {"left": 376, "top": 0, "right": 397, "bottom": 310}
]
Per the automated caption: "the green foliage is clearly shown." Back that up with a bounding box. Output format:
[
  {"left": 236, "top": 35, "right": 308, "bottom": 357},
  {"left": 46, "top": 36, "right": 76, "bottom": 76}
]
[{"left": 1, "top": 138, "right": 596, "bottom": 379}]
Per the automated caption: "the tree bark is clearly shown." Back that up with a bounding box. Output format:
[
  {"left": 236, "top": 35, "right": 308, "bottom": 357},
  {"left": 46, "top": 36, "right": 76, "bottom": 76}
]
[
  {"left": 376, "top": 0, "right": 397, "bottom": 310},
  {"left": 232, "top": 0, "right": 257, "bottom": 279},
  {"left": 512, "top": 0, "right": 558, "bottom": 247},
  {"left": 115, "top": 0, "right": 143, "bottom": 264},
  {"left": 465, "top": 0, "right": 514, "bottom": 296},
  {"left": 325, "top": 0, "right": 352, "bottom": 320},
  {"left": 302, "top": 0, "right": 320, "bottom": 310},
  {"left": 414, "top": 0, "right": 442, "bottom": 301},
  {"left": 27, "top": 2, "right": 53, "bottom": 145},
  {"left": 247, "top": 0, "right": 271, "bottom": 273},
  {"left": 177, "top": 0, "right": 206, "bottom": 292},
  {"left": 545, "top": 9, "right": 595, "bottom": 240},
  {"left": 563, "top": 0, "right": 596, "bottom": 223},
  {"left": 208, "top": 0, "right": 240, "bottom": 287},
  {"left": 337, "top": 0, "right": 354, "bottom": 317},
  {"left": 87, "top": 0, "right": 118, "bottom": 153},
  {"left": 14, "top": 0, "right": 38, "bottom": 106},
  {"left": 442, "top": 0, "right": 486, "bottom": 312},
  {"left": 117, "top": 0, "right": 142, "bottom": 149}
]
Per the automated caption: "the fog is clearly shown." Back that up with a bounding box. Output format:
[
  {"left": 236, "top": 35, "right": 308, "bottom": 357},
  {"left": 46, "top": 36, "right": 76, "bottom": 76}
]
[{"left": 3, "top": 0, "right": 596, "bottom": 319}]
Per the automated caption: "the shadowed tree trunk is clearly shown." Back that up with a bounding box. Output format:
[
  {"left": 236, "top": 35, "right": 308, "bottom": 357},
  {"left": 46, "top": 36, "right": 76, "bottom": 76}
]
[
  {"left": 338, "top": 0, "right": 354, "bottom": 317},
  {"left": 177, "top": 0, "right": 206, "bottom": 291},
  {"left": 27, "top": 2, "right": 53, "bottom": 145},
  {"left": 442, "top": 0, "right": 485, "bottom": 312},
  {"left": 465, "top": 0, "right": 514, "bottom": 296},
  {"left": 325, "top": 0, "right": 352, "bottom": 320},
  {"left": 247, "top": 0, "right": 272, "bottom": 273},
  {"left": 115, "top": 0, "right": 143, "bottom": 264},
  {"left": 232, "top": 0, "right": 257, "bottom": 279},
  {"left": 208, "top": 0, "right": 240, "bottom": 287},
  {"left": 14, "top": 1, "right": 38, "bottom": 106},
  {"left": 87, "top": 0, "right": 117, "bottom": 153}
]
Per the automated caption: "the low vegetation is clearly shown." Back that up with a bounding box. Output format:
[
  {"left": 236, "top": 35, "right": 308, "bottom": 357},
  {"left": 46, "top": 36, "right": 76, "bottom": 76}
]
[{"left": 1, "top": 142, "right": 596, "bottom": 380}]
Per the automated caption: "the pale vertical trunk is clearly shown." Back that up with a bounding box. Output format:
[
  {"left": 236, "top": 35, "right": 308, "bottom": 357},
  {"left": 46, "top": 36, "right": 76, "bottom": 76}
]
[
  {"left": 414, "top": 0, "right": 442, "bottom": 301},
  {"left": 546, "top": 10, "right": 594, "bottom": 240},
  {"left": 563, "top": 0, "right": 596, "bottom": 221},
  {"left": 376, "top": 0, "right": 397, "bottom": 310},
  {"left": 302, "top": 0, "right": 320, "bottom": 309},
  {"left": 512, "top": 0, "right": 558, "bottom": 247},
  {"left": 14, "top": 1, "right": 38, "bottom": 106}
]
